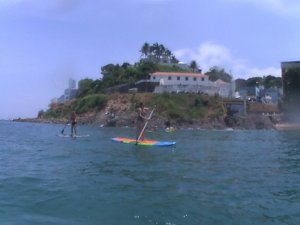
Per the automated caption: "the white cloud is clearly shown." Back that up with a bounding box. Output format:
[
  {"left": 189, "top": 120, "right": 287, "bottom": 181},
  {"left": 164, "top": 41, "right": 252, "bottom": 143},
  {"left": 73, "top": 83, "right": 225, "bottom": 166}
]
[
  {"left": 174, "top": 42, "right": 281, "bottom": 79},
  {"left": 223, "top": 0, "right": 300, "bottom": 17}
]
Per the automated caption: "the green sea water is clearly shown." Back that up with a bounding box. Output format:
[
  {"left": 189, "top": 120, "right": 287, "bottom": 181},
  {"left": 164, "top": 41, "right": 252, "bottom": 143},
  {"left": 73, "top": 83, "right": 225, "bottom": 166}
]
[{"left": 0, "top": 120, "right": 300, "bottom": 225}]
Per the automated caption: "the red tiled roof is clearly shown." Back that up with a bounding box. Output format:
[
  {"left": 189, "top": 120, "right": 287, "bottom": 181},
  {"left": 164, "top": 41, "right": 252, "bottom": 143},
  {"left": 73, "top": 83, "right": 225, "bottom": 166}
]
[{"left": 151, "top": 72, "right": 208, "bottom": 77}]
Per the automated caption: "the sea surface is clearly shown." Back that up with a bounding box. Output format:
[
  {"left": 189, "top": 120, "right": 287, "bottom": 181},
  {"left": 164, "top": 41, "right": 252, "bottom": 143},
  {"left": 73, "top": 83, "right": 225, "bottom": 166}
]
[{"left": 0, "top": 120, "right": 300, "bottom": 225}]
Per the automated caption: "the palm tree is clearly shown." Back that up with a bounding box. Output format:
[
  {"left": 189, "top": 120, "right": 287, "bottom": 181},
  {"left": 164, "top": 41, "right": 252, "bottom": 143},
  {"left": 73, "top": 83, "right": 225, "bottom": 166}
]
[
  {"left": 140, "top": 42, "right": 179, "bottom": 64},
  {"left": 151, "top": 42, "right": 161, "bottom": 63},
  {"left": 162, "top": 49, "right": 172, "bottom": 63},
  {"left": 190, "top": 60, "right": 198, "bottom": 72},
  {"left": 140, "top": 42, "right": 150, "bottom": 59},
  {"left": 170, "top": 55, "right": 179, "bottom": 64}
]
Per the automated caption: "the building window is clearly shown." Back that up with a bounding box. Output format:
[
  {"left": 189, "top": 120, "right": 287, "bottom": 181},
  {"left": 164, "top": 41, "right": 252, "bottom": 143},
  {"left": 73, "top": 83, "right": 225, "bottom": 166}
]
[
  {"left": 153, "top": 76, "right": 156, "bottom": 80},
  {"left": 193, "top": 77, "right": 197, "bottom": 81},
  {"left": 201, "top": 78, "right": 204, "bottom": 81},
  {"left": 185, "top": 77, "right": 189, "bottom": 81},
  {"left": 168, "top": 76, "right": 172, "bottom": 80},
  {"left": 177, "top": 76, "right": 180, "bottom": 80}
]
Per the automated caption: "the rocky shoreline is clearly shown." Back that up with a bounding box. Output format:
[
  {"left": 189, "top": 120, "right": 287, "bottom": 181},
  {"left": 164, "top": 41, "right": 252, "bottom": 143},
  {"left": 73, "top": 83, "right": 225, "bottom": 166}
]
[
  {"left": 13, "top": 111, "right": 280, "bottom": 130},
  {"left": 12, "top": 93, "right": 288, "bottom": 130},
  {"left": 13, "top": 91, "right": 294, "bottom": 130}
]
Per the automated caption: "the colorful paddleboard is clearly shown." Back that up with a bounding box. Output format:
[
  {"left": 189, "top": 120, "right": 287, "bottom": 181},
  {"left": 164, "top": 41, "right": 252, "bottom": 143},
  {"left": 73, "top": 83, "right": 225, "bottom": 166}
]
[{"left": 112, "top": 137, "right": 176, "bottom": 147}]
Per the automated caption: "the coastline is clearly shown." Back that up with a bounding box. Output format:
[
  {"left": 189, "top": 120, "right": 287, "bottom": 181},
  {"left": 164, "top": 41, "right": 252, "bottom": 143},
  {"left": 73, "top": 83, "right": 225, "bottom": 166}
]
[
  {"left": 14, "top": 116, "right": 300, "bottom": 131},
  {"left": 13, "top": 112, "right": 278, "bottom": 130},
  {"left": 14, "top": 93, "right": 283, "bottom": 131},
  {"left": 275, "top": 123, "right": 300, "bottom": 131}
]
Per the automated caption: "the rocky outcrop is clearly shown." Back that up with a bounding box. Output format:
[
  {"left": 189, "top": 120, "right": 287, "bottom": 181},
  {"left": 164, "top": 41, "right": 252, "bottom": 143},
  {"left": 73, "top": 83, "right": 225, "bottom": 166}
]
[{"left": 224, "top": 113, "right": 275, "bottom": 129}]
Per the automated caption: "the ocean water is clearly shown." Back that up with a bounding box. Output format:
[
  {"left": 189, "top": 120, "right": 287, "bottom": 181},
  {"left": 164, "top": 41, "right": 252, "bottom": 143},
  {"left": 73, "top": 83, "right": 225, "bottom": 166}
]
[{"left": 0, "top": 120, "right": 300, "bottom": 225}]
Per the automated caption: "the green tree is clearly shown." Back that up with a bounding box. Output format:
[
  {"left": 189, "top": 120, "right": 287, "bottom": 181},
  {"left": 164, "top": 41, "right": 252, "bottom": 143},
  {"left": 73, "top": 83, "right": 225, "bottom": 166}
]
[
  {"left": 263, "top": 75, "right": 282, "bottom": 89},
  {"left": 77, "top": 78, "right": 94, "bottom": 98},
  {"left": 205, "top": 66, "right": 232, "bottom": 82},
  {"left": 151, "top": 42, "right": 162, "bottom": 63},
  {"left": 235, "top": 78, "right": 247, "bottom": 91},
  {"left": 136, "top": 61, "right": 157, "bottom": 77},
  {"left": 162, "top": 49, "right": 172, "bottom": 63},
  {"left": 37, "top": 109, "right": 45, "bottom": 118},
  {"left": 101, "top": 64, "right": 120, "bottom": 80},
  {"left": 170, "top": 55, "right": 179, "bottom": 64},
  {"left": 140, "top": 42, "right": 150, "bottom": 59},
  {"left": 246, "top": 77, "right": 263, "bottom": 87},
  {"left": 190, "top": 60, "right": 198, "bottom": 72},
  {"left": 140, "top": 42, "right": 178, "bottom": 64},
  {"left": 75, "top": 94, "right": 107, "bottom": 114}
]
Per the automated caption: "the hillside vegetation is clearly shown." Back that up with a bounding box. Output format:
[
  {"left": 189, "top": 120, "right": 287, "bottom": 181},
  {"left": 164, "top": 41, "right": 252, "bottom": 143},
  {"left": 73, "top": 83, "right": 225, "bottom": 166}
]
[{"left": 42, "top": 93, "right": 226, "bottom": 129}]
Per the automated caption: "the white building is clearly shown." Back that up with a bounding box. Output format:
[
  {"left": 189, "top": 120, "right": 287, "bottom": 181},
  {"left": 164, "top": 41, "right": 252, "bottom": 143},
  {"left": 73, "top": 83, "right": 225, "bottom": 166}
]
[
  {"left": 149, "top": 72, "right": 234, "bottom": 98},
  {"left": 64, "top": 78, "right": 78, "bottom": 101},
  {"left": 150, "top": 72, "right": 209, "bottom": 85},
  {"left": 50, "top": 78, "right": 78, "bottom": 104}
]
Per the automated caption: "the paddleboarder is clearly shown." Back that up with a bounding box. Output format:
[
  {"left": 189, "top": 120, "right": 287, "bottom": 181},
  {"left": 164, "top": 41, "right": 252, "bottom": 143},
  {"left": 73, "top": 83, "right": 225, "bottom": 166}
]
[
  {"left": 136, "top": 102, "right": 149, "bottom": 141},
  {"left": 70, "top": 111, "right": 77, "bottom": 137}
]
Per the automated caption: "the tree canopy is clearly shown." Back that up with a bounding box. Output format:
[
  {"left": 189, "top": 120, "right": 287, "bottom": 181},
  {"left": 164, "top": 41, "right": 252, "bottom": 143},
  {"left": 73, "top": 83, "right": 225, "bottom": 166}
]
[
  {"left": 140, "top": 42, "right": 179, "bottom": 64},
  {"left": 190, "top": 60, "right": 198, "bottom": 72},
  {"left": 263, "top": 75, "right": 282, "bottom": 89},
  {"left": 235, "top": 75, "right": 282, "bottom": 91},
  {"left": 205, "top": 66, "right": 232, "bottom": 82}
]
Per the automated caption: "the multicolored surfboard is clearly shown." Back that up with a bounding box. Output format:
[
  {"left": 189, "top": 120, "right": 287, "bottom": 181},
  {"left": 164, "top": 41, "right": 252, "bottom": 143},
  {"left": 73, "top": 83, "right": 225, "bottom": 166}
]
[{"left": 111, "top": 137, "right": 176, "bottom": 147}]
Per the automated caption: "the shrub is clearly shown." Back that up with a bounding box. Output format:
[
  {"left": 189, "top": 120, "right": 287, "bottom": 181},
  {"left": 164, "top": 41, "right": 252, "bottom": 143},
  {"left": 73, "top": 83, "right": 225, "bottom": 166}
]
[{"left": 75, "top": 94, "right": 107, "bottom": 114}]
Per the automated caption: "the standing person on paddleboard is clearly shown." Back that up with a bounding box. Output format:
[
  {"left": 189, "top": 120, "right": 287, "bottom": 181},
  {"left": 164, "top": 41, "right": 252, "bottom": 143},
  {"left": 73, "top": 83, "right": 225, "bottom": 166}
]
[
  {"left": 136, "top": 102, "right": 149, "bottom": 141},
  {"left": 70, "top": 111, "right": 77, "bottom": 137}
]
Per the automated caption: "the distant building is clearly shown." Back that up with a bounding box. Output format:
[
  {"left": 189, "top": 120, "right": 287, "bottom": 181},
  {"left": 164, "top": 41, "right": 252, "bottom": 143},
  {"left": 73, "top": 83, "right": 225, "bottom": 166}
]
[
  {"left": 258, "top": 88, "right": 282, "bottom": 105},
  {"left": 51, "top": 78, "right": 78, "bottom": 104},
  {"left": 281, "top": 61, "right": 300, "bottom": 75},
  {"left": 214, "top": 79, "right": 234, "bottom": 99},
  {"left": 63, "top": 78, "right": 78, "bottom": 101},
  {"left": 150, "top": 72, "right": 208, "bottom": 85},
  {"left": 238, "top": 87, "right": 260, "bottom": 100},
  {"left": 149, "top": 72, "right": 234, "bottom": 98}
]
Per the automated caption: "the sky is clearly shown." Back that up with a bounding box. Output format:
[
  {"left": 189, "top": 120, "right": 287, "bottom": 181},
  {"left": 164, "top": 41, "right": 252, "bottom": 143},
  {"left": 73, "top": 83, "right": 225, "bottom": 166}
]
[{"left": 0, "top": 0, "right": 300, "bottom": 119}]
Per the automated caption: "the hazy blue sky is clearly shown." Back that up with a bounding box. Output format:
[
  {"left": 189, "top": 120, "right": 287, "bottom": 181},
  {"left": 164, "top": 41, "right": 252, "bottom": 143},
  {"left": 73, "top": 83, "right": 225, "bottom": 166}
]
[{"left": 1, "top": 0, "right": 299, "bottom": 119}]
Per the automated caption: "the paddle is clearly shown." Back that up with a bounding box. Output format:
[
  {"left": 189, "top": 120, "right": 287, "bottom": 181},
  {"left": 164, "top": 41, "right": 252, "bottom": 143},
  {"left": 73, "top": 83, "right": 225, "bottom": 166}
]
[
  {"left": 136, "top": 105, "right": 156, "bottom": 144},
  {"left": 61, "top": 121, "right": 69, "bottom": 134}
]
